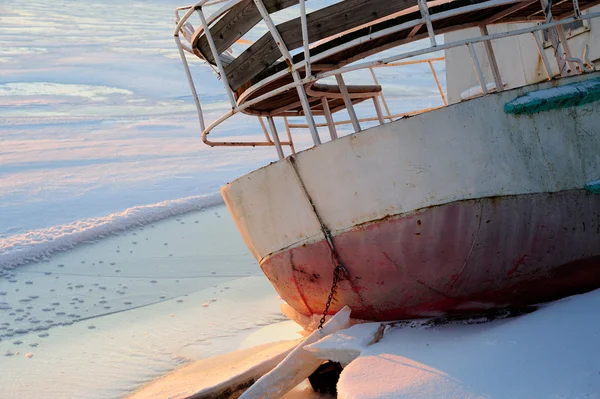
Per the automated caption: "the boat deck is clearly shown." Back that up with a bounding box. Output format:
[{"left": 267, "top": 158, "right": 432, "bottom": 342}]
[{"left": 189, "top": 0, "right": 600, "bottom": 116}]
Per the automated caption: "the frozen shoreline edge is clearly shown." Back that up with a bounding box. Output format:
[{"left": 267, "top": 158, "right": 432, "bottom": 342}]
[{"left": 0, "top": 192, "right": 224, "bottom": 271}]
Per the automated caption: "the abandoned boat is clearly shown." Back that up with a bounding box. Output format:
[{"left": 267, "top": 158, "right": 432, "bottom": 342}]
[{"left": 174, "top": 0, "right": 600, "bottom": 321}]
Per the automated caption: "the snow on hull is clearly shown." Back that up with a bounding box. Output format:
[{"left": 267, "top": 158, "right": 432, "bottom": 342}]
[
  {"left": 337, "top": 289, "right": 600, "bottom": 399},
  {"left": 0, "top": 194, "right": 222, "bottom": 271}
]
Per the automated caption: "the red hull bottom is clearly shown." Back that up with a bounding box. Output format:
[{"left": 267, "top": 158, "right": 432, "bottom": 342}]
[{"left": 261, "top": 190, "right": 600, "bottom": 321}]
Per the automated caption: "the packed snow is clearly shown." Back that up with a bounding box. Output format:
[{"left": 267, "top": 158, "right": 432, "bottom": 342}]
[
  {"left": 0, "top": 207, "right": 287, "bottom": 398},
  {"left": 336, "top": 291, "right": 600, "bottom": 398}
]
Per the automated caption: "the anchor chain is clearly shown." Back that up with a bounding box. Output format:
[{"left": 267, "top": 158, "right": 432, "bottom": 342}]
[
  {"left": 287, "top": 156, "right": 349, "bottom": 330},
  {"left": 318, "top": 252, "right": 348, "bottom": 329}
]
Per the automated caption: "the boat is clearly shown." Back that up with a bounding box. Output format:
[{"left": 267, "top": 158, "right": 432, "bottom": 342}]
[{"left": 173, "top": 0, "right": 600, "bottom": 322}]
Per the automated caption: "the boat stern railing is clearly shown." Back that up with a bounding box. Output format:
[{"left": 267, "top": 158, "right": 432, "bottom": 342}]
[{"left": 173, "top": 0, "right": 599, "bottom": 159}]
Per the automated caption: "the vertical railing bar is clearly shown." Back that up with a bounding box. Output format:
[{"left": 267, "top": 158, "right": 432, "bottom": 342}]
[
  {"left": 369, "top": 67, "right": 394, "bottom": 121},
  {"left": 252, "top": 0, "right": 321, "bottom": 146},
  {"left": 283, "top": 116, "right": 296, "bottom": 154},
  {"left": 266, "top": 116, "right": 285, "bottom": 160},
  {"left": 175, "top": 35, "right": 206, "bottom": 132},
  {"left": 573, "top": 0, "right": 581, "bottom": 18},
  {"left": 372, "top": 97, "right": 386, "bottom": 125},
  {"left": 556, "top": 24, "right": 578, "bottom": 73},
  {"left": 427, "top": 61, "right": 448, "bottom": 106},
  {"left": 467, "top": 43, "right": 488, "bottom": 95},
  {"left": 418, "top": 0, "right": 437, "bottom": 47},
  {"left": 532, "top": 31, "right": 553, "bottom": 80},
  {"left": 479, "top": 26, "right": 504, "bottom": 92},
  {"left": 540, "top": 0, "right": 569, "bottom": 76},
  {"left": 335, "top": 74, "right": 361, "bottom": 133},
  {"left": 197, "top": 7, "right": 237, "bottom": 109},
  {"left": 258, "top": 116, "right": 273, "bottom": 143},
  {"left": 321, "top": 97, "right": 338, "bottom": 140},
  {"left": 583, "top": 44, "right": 594, "bottom": 70},
  {"left": 300, "top": 0, "right": 311, "bottom": 78}
]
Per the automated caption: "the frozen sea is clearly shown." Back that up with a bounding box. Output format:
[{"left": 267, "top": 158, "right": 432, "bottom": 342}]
[
  {"left": 1, "top": 0, "right": 445, "bottom": 397},
  {"left": 2, "top": 2, "right": 600, "bottom": 399},
  {"left": 1, "top": 0, "right": 445, "bottom": 269}
]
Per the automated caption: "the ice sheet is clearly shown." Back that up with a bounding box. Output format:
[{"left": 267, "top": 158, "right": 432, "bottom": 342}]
[{"left": 0, "top": 207, "right": 287, "bottom": 399}]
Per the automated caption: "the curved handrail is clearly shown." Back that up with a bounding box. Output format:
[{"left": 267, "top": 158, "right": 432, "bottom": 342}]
[
  {"left": 173, "top": 0, "right": 599, "bottom": 155},
  {"left": 204, "top": 13, "right": 599, "bottom": 144},
  {"left": 234, "top": 0, "right": 524, "bottom": 106}
]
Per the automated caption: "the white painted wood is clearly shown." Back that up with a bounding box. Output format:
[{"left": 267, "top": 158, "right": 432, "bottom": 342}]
[
  {"left": 222, "top": 73, "right": 600, "bottom": 261},
  {"left": 445, "top": 6, "right": 600, "bottom": 104},
  {"left": 221, "top": 160, "right": 324, "bottom": 260}
]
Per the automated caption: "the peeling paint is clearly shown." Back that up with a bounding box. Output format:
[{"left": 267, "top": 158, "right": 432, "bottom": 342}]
[
  {"left": 261, "top": 189, "right": 600, "bottom": 320},
  {"left": 505, "top": 78, "right": 600, "bottom": 114},
  {"left": 585, "top": 179, "right": 600, "bottom": 194}
]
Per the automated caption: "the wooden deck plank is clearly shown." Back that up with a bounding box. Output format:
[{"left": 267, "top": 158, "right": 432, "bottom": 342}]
[
  {"left": 195, "top": 0, "right": 299, "bottom": 64},
  {"left": 225, "top": 0, "right": 419, "bottom": 90},
  {"left": 226, "top": 0, "right": 600, "bottom": 115}
]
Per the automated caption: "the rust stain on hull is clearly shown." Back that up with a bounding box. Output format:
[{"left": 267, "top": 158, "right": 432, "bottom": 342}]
[{"left": 260, "top": 190, "right": 600, "bottom": 321}]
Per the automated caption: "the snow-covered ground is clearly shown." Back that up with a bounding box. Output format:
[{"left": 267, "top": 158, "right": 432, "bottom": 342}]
[
  {"left": 1, "top": 0, "right": 445, "bottom": 272},
  {"left": 337, "top": 290, "right": 600, "bottom": 398},
  {"left": 0, "top": 206, "right": 289, "bottom": 398}
]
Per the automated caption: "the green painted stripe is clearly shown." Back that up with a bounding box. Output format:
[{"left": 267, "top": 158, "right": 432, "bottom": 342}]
[
  {"left": 505, "top": 77, "right": 600, "bottom": 115},
  {"left": 585, "top": 180, "right": 600, "bottom": 194}
]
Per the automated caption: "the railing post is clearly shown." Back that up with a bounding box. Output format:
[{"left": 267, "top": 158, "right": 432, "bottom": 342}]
[
  {"left": 258, "top": 116, "right": 274, "bottom": 143},
  {"left": 372, "top": 97, "right": 386, "bottom": 125},
  {"left": 556, "top": 24, "right": 579, "bottom": 73},
  {"left": 573, "top": 0, "right": 581, "bottom": 18},
  {"left": 369, "top": 67, "right": 394, "bottom": 121},
  {"left": 539, "top": 0, "right": 569, "bottom": 77},
  {"left": 283, "top": 116, "right": 296, "bottom": 154},
  {"left": 300, "top": 0, "right": 311, "bottom": 78},
  {"left": 321, "top": 97, "right": 338, "bottom": 140},
  {"left": 196, "top": 6, "right": 237, "bottom": 109},
  {"left": 335, "top": 74, "right": 361, "bottom": 133},
  {"left": 418, "top": 0, "right": 437, "bottom": 47},
  {"left": 427, "top": 61, "right": 448, "bottom": 106},
  {"left": 252, "top": 0, "right": 321, "bottom": 146},
  {"left": 532, "top": 31, "right": 554, "bottom": 80},
  {"left": 266, "top": 116, "right": 285, "bottom": 160},
  {"left": 174, "top": 35, "right": 206, "bottom": 132},
  {"left": 479, "top": 26, "right": 504, "bottom": 92},
  {"left": 467, "top": 43, "right": 488, "bottom": 95}
]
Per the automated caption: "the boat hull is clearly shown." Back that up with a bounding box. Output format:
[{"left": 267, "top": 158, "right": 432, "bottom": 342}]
[
  {"left": 221, "top": 73, "right": 600, "bottom": 321},
  {"left": 261, "top": 190, "right": 600, "bottom": 320}
]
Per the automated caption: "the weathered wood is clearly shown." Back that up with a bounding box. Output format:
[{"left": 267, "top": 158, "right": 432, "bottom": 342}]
[
  {"left": 195, "top": 0, "right": 299, "bottom": 64},
  {"left": 225, "top": 0, "right": 419, "bottom": 90},
  {"left": 220, "top": 0, "right": 599, "bottom": 116}
]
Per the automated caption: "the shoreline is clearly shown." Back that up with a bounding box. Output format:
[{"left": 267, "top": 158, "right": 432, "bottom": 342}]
[
  {"left": 0, "top": 193, "right": 225, "bottom": 272},
  {"left": 0, "top": 205, "right": 288, "bottom": 398}
]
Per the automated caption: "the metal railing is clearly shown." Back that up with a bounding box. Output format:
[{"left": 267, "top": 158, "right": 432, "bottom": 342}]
[{"left": 174, "top": 0, "right": 599, "bottom": 159}]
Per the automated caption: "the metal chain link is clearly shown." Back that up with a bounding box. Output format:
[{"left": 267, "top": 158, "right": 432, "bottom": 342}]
[
  {"left": 318, "top": 253, "right": 348, "bottom": 329},
  {"left": 287, "top": 157, "right": 349, "bottom": 330}
]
